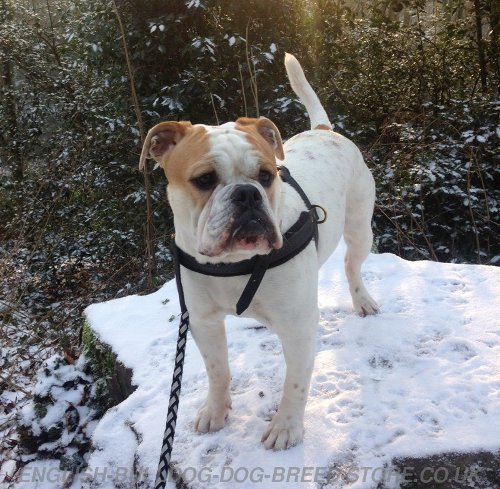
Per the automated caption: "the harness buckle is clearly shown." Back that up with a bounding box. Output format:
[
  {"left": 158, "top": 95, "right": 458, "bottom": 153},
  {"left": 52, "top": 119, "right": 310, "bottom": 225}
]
[{"left": 311, "top": 204, "right": 328, "bottom": 224}]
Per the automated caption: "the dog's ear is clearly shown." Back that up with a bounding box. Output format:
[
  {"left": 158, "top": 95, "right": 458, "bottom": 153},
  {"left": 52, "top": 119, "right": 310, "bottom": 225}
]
[
  {"left": 236, "top": 117, "right": 285, "bottom": 161},
  {"left": 139, "top": 121, "right": 192, "bottom": 170}
]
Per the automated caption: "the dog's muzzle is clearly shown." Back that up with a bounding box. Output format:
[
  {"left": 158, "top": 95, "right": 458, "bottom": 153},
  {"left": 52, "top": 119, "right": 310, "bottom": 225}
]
[{"left": 229, "top": 185, "right": 279, "bottom": 249}]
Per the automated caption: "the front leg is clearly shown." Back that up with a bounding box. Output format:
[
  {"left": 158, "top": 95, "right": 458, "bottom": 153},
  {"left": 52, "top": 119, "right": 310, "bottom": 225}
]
[
  {"left": 189, "top": 317, "right": 231, "bottom": 433},
  {"left": 261, "top": 326, "right": 316, "bottom": 450}
]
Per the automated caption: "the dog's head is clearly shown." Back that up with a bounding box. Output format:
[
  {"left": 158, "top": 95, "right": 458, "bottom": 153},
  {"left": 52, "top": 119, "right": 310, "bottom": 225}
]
[{"left": 139, "top": 118, "right": 284, "bottom": 263}]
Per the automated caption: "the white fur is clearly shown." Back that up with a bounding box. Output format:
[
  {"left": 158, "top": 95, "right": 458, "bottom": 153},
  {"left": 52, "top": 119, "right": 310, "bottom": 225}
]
[
  {"left": 176, "top": 57, "right": 378, "bottom": 450},
  {"left": 284, "top": 53, "right": 332, "bottom": 130}
]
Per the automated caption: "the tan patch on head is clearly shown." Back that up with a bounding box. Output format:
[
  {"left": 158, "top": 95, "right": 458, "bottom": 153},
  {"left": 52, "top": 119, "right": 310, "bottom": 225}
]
[
  {"left": 139, "top": 122, "right": 213, "bottom": 210},
  {"left": 314, "top": 124, "right": 332, "bottom": 131},
  {"left": 160, "top": 126, "right": 209, "bottom": 180},
  {"left": 139, "top": 121, "right": 193, "bottom": 170},
  {"left": 236, "top": 117, "right": 285, "bottom": 161},
  {"left": 161, "top": 126, "right": 213, "bottom": 208}
]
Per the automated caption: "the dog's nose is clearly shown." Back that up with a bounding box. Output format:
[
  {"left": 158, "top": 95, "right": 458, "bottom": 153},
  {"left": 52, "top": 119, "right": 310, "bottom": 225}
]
[{"left": 231, "top": 185, "right": 262, "bottom": 208}]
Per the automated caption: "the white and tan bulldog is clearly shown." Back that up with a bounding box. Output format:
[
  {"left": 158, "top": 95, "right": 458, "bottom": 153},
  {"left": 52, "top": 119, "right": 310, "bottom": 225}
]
[{"left": 139, "top": 54, "right": 378, "bottom": 450}]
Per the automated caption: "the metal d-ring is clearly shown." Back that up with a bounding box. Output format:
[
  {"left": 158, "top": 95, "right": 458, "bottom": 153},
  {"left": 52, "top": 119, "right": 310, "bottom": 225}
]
[{"left": 311, "top": 204, "right": 328, "bottom": 224}]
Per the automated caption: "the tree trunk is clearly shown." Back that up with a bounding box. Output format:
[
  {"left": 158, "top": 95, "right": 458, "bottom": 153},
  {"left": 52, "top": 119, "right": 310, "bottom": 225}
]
[
  {"left": 486, "top": 0, "right": 500, "bottom": 91},
  {"left": 473, "top": 0, "right": 488, "bottom": 92},
  {"left": 0, "top": 0, "right": 23, "bottom": 181},
  {"left": 113, "top": 0, "right": 156, "bottom": 289}
]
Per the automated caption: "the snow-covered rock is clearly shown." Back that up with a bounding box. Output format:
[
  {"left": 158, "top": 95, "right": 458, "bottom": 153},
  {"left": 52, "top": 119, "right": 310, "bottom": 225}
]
[{"left": 80, "top": 241, "right": 499, "bottom": 489}]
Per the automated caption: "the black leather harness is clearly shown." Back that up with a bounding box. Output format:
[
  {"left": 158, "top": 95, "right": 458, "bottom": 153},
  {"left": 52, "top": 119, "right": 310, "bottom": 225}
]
[{"left": 171, "top": 165, "right": 326, "bottom": 315}]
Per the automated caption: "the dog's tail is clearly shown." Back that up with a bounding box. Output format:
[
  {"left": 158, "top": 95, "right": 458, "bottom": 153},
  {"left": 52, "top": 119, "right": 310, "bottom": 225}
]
[{"left": 284, "top": 53, "right": 332, "bottom": 131}]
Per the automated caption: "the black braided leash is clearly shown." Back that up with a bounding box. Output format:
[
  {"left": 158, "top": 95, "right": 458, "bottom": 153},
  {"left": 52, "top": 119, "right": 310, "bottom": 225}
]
[
  {"left": 154, "top": 244, "right": 189, "bottom": 489},
  {"left": 153, "top": 166, "right": 326, "bottom": 488}
]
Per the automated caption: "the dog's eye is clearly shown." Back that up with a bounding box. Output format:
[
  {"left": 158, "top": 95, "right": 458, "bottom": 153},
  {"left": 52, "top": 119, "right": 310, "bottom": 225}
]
[
  {"left": 258, "top": 170, "right": 274, "bottom": 187},
  {"left": 192, "top": 171, "right": 217, "bottom": 190}
]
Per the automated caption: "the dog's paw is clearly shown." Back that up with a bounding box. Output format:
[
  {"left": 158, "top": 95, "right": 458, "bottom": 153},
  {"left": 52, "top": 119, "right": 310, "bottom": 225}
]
[
  {"left": 261, "top": 413, "right": 304, "bottom": 450},
  {"left": 194, "top": 398, "right": 231, "bottom": 433},
  {"left": 353, "top": 292, "right": 379, "bottom": 317}
]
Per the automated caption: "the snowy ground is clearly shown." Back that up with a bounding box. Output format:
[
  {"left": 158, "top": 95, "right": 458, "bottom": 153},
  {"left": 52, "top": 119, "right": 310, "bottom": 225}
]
[{"left": 16, "top": 242, "right": 500, "bottom": 489}]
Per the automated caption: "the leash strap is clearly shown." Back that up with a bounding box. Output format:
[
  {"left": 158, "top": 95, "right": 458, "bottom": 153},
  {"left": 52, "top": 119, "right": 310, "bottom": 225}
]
[{"left": 154, "top": 245, "right": 189, "bottom": 489}]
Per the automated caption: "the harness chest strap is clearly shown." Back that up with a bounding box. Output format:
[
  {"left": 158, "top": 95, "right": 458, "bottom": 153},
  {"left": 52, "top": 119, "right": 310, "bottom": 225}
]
[{"left": 174, "top": 165, "right": 326, "bottom": 315}]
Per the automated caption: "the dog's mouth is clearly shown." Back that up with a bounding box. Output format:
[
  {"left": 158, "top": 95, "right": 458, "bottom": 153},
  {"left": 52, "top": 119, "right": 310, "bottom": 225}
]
[
  {"left": 200, "top": 210, "right": 280, "bottom": 258},
  {"left": 231, "top": 216, "right": 278, "bottom": 251},
  {"left": 198, "top": 216, "right": 281, "bottom": 258}
]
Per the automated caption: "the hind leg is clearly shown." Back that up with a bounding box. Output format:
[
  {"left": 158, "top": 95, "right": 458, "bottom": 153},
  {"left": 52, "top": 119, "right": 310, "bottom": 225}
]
[{"left": 344, "top": 178, "right": 379, "bottom": 316}]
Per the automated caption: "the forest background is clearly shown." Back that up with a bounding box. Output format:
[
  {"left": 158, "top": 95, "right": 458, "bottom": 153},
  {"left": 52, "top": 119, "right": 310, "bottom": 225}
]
[{"left": 0, "top": 0, "right": 499, "bottom": 475}]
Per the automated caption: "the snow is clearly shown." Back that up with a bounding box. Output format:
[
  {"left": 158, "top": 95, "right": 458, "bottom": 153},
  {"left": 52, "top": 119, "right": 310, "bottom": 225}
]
[{"left": 30, "top": 242, "right": 500, "bottom": 488}]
